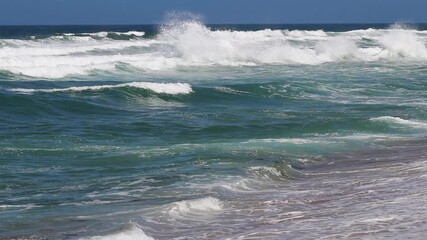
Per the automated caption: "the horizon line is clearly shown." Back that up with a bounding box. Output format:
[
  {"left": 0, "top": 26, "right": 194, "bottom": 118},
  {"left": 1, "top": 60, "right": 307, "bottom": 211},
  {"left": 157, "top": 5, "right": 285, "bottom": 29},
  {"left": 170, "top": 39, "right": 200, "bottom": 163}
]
[{"left": 1, "top": 22, "right": 426, "bottom": 27}]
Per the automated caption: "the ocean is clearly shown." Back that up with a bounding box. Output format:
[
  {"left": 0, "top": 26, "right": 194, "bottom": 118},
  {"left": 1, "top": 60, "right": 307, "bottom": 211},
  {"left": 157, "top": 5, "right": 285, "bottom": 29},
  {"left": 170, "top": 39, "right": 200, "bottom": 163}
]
[{"left": 1, "top": 21, "right": 427, "bottom": 239}]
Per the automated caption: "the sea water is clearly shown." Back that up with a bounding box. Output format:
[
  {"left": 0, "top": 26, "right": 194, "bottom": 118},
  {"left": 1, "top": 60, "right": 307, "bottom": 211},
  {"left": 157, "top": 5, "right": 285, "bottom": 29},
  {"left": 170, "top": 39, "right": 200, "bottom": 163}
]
[{"left": 1, "top": 20, "right": 427, "bottom": 239}]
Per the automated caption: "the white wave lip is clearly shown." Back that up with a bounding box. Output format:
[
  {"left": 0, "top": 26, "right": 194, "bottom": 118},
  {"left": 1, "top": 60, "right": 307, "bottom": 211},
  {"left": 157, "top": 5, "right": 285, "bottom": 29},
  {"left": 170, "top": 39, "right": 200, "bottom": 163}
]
[
  {"left": 120, "top": 31, "right": 146, "bottom": 37},
  {"left": 370, "top": 116, "right": 427, "bottom": 129},
  {"left": 63, "top": 31, "right": 145, "bottom": 38},
  {"left": 1, "top": 21, "right": 427, "bottom": 78},
  {"left": 166, "top": 197, "right": 223, "bottom": 216},
  {"left": 248, "top": 164, "right": 302, "bottom": 181},
  {"left": 87, "top": 31, "right": 145, "bottom": 38},
  {"left": 0, "top": 204, "right": 38, "bottom": 210},
  {"left": 86, "top": 223, "right": 154, "bottom": 240},
  {"left": 245, "top": 138, "right": 321, "bottom": 144},
  {"left": 248, "top": 166, "right": 285, "bottom": 181},
  {"left": 10, "top": 82, "right": 193, "bottom": 95}
]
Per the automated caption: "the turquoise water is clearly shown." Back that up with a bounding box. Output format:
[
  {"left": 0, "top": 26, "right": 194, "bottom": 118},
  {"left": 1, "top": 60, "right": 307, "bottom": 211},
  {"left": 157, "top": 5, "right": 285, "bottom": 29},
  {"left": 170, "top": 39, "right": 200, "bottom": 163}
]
[{"left": 1, "top": 21, "right": 427, "bottom": 239}]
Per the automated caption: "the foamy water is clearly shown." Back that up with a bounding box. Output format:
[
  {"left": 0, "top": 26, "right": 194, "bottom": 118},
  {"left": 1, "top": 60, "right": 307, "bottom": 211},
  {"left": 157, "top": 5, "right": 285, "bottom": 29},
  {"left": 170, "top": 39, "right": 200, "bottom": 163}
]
[
  {"left": 165, "top": 197, "right": 223, "bottom": 217},
  {"left": 1, "top": 21, "right": 427, "bottom": 78},
  {"left": 86, "top": 223, "right": 154, "bottom": 240}
]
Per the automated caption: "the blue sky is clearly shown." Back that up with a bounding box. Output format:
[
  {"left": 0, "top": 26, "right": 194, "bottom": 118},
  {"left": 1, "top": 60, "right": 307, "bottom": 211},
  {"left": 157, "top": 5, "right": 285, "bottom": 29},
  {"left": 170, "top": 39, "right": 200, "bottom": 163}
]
[{"left": 0, "top": 0, "right": 426, "bottom": 25}]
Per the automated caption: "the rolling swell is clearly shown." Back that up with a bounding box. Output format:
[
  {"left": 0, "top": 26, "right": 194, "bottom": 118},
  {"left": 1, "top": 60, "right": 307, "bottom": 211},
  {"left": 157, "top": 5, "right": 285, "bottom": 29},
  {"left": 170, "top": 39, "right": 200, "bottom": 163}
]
[
  {"left": 0, "top": 82, "right": 193, "bottom": 126},
  {"left": 2, "top": 78, "right": 426, "bottom": 142}
]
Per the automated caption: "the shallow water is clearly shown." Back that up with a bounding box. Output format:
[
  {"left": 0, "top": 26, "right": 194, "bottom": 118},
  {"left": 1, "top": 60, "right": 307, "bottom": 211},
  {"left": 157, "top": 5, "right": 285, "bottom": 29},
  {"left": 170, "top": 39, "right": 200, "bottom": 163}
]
[{"left": 1, "top": 21, "right": 427, "bottom": 239}]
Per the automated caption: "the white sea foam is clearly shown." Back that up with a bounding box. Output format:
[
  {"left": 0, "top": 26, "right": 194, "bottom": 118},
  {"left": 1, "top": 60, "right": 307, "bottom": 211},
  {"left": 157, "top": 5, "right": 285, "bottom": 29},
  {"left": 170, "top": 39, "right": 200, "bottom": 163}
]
[
  {"left": 59, "top": 199, "right": 121, "bottom": 206},
  {"left": 248, "top": 166, "right": 284, "bottom": 181},
  {"left": 370, "top": 116, "right": 427, "bottom": 129},
  {"left": 10, "top": 82, "right": 193, "bottom": 95},
  {"left": 332, "top": 134, "right": 406, "bottom": 141},
  {"left": 283, "top": 29, "right": 328, "bottom": 40},
  {"left": 0, "top": 40, "right": 153, "bottom": 57},
  {"left": 64, "top": 31, "right": 145, "bottom": 38},
  {"left": 120, "top": 31, "right": 146, "bottom": 37},
  {"left": 86, "top": 222, "right": 154, "bottom": 240},
  {"left": 87, "top": 31, "right": 145, "bottom": 38},
  {"left": 0, "top": 204, "right": 38, "bottom": 210},
  {"left": 214, "top": 86, "right": 249, "bottom": 95},
  {"left": 1, "top": 20, "right": 427, "bottom": 78},
  {"left": 315, "top": 37, "right": 360, "bottom": 61},
  {"left": 220, "top": 179, "right": 255, "bottom": 192},
  {"left": 166, "top": 197, "right": 223, "bottom": 216},
  {"left": 379, "top": 31, "right": 427, "bottom": 59},
  {"left": 248, "top": 164, "right": 303, "bottom": 181},
  {"left": 245, "top": 138, "right": 321, "bottom": 144}
]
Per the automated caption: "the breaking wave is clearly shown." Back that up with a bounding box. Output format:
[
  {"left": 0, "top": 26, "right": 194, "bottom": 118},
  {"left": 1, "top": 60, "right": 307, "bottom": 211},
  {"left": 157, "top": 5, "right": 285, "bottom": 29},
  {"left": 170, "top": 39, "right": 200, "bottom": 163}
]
[
  {"left": 248, "top": 164, "right": 304, "bottom": 181},
  {"left": 8, "top": 82, "right": 193, "bottom": 95},
  {"left": 1, "top": 20, "right": 427, "bottom": 78},
  {"left": 165, "top": 197, "right": 223, "bottom": 217},
  {"left": 370, "top": 116, "right": 427, "bottom": 129},
  {"left": 86, "top": 222, "right": 154, "bottom": 240},
  {"left": 48, "top": 31, "right": 146, "bottom": 40}
]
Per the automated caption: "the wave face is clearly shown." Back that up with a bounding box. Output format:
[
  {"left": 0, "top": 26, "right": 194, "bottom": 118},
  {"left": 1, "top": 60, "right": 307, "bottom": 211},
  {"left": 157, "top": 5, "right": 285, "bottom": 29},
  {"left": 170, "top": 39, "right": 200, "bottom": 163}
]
[
  {"left": 1, "top": 22, "right": 427, "bottom": 78},
  {"left": 1, "top": 22, "right": 427, "bottom": 240}
]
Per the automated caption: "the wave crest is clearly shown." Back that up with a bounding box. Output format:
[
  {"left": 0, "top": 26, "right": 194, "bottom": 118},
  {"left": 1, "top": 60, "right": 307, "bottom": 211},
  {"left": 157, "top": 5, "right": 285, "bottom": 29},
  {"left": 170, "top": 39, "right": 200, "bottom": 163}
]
[
  {"left": 370, "top": 116, "right": 427, "bottom": 129},
  {"left": 86, "top": 222, "right": 154, "bottom": 240},
  {"left": 9, "top": 82, "right": 193, "bottom": 95},
  {"left": 165, "top": 197, "right": 223, "bottom": 217},
  {"left": 248, "top": 164, "right": 303, "bottom": 181}
]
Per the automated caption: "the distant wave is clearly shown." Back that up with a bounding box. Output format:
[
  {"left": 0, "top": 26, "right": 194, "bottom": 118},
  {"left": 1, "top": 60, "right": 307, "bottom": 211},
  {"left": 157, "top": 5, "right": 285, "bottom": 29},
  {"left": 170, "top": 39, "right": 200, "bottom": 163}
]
[
  {"left": 51, "top": 30, "right": 146, "bottom": 40},
  {"left": 81, "top": 31, "right": 146, "bottom": 38},
  {"left": 1, "top": 20, "right": 427, "bottom": 78},
  {"left": 9, "top": 82, "right": 193, "bottom": 95},
  {"left": 370, "top": 116, "right": 427, "bottom": 129}
]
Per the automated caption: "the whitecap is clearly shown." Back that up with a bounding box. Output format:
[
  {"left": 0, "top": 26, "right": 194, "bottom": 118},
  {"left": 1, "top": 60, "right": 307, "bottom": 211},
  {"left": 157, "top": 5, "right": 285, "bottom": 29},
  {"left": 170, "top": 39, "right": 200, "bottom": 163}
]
[
  {"left": 370, "top": 116, "right": 427, "bottom": 129},
  {"left": 244, "top": 138, "right": 322, "bottom": 144},
  {"left": 9, "top": 82, "right": 193, "bottom": 95},
  {"left": 2, "top": 21, "right": 427, "bottom": 78}
]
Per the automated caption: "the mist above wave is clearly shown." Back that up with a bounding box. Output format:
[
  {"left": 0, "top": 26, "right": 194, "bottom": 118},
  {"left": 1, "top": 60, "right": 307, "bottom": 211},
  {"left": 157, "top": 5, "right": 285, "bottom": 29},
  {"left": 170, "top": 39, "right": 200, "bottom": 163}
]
[{"left": 1, "top": 20, "right": 427, "bottom": 78}]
